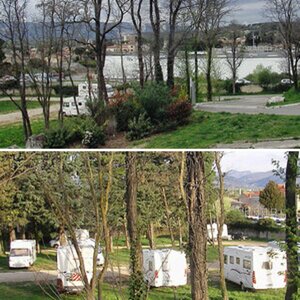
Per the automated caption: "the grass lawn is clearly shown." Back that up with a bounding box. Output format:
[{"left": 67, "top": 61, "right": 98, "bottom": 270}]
[
  {"left": 0, "top": 101, "right": 42, "bottom": 115},
  {"left": 0, "top": 251, "right": 56, "bottom": 272},
  {"left": 0, "top": 280, "right": 286, "bottom": 300},
  {"left": 134, "top": 111, "right": 300, "bottom": 148}
]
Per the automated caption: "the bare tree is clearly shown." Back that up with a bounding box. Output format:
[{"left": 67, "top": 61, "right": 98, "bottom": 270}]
[
  {"left": 78, "top": 0, "right": 128, "bottom": 103},
  {"left": 185, "top": 152, "right": 208, "bottom": 300},
  {"left": 200, "top": 0, "right": 231, "bottom": 101},
  {"left": 149, "top": 0, "right": 164, "bottom": 83},
  {"left": 285, "top": 151, "right": 300, "bottom": 300},
  {"left": 224, "top": 22, "right": 245, "bottom": 94},
  {"left": 266, "top": 0, "right": 300, "bottom": 90},
  {"left": 0, "top": 0, "right": 32, "bottom": 140},
  {"left": 214, "top": 152, "right": 228, "bottom": 300},
  {"left": 130, "top": 0, "right": 145, "bottom": 87}
]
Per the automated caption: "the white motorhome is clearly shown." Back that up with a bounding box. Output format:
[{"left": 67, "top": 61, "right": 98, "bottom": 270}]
[
  {"left": 63, "top": 83, "right": 115, "bottom": 116},
  {"left": 224, "top": 246, "right": 287, "bottom": 290},
  {"left": 9, "top": 240, "right": 37, "bottom": 268},
  {"left": 57, "top": 242, "right": 94, "bottom": 293},
  {"left": 207, "top": 223, "right": 231, "bottom": 240},
  {"left": 142, "top": 249, "right": 187, "bottom": 287}
]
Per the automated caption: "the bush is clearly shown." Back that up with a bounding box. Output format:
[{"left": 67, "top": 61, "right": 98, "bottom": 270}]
[
  {"left": 81, "top": 126, "right": 106, "bottom": 148},
  {"left": 126, "top": 113, "right": 153, "bottom": 141},
  {"left": 135, "top": 83, "right": 172, "bottom": 124},
  {"left": 222, "top": 79, "right": 241, "bottom": 94},
  {"left": 44, "top": 126, "right": 73, "bottom": 148},
  {"left": 167, "top": 98, "right": 192, "bottom": 126},
  {"left": 53, "top": 85, "right": 77, "bottom": 96},
  {"left": 110, "top": 95, "right": 142, "bottom": 132},
  {"left": 225, "top": 209, "right": 247, "bottom": 225}
]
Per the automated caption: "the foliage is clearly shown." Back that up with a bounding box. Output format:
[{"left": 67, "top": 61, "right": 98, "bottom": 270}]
[
  {"left": 44, "top": 126, "right": 73, "bottom": 148},
  {"left": 222, "top": 79, "right": 241, "bottom": 94},
  {"left": 259, "top": 180, "right": 285, "bottom": 210},
  {"left": 110, "top": 94, "right": 142, "bottom": 131},
  {"left": 134, "top": 83, "right": 172, "bottom": 124},
  {"left": 225, "top": 209, "right": 247, "bottom": 224},
  {"left": 246, "top": 65, "right": 282, "bottom": 87},
  {"left": 166, "top": 98, "right": 192, "bottom": 126},
  {"left": 52, "top": 85, "right": 77, "bottom": 96},
  {"left": 126, "top": 114, "right": 153, "bottom": 141},
  {"left": 81, "top": 127, "right": 106, "bottom": 148}
]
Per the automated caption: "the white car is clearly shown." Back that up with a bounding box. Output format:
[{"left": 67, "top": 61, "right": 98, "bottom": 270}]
[
  {"left": 281, "top": 78, "right": 294, "bottom": 85},
  {"left": 236, "top": 78, "right": 251, "bottom": 85}
]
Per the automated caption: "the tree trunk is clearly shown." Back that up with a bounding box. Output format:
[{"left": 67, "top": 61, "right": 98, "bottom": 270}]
[
  {"left": 185, "top": 48, "right": 190, "bottom": 99},
  {"left": 167, "top": 51, "right": 175, "bottom": 88},
  {"left": 285, "top": 151, "right": 299, "bottom": 300},
  {"left": 162, "top": 188, "right": 175, "bottom": 247},
  {"left": 215, "top": 153, "right": 229, "bottom": 300},
  {"left": 125, "top": 153, "right": 145, "bottom": 299},
  {"left": 206, "top": 46, "right": 213, "bottom": 102},
  {"left": 137, "top": 34, "right": 145, "bottom": 87},
  {"left": 194, "top": 49, "right": 198, "bottom": 101},
  {"left": 186, "top": 152, "right": 208, "bottom": 300},
  {"left": 146, "top": 222, "right": 156, "bottom": 249},
  {"left": 178, "top": 218, "right": 183, "bottom": 247},
  {"left": 124, "top": 217, "right": 130, "bottom": 249},
  {"left": 9, "top": 225, "right": 16, "bottom": 242}
]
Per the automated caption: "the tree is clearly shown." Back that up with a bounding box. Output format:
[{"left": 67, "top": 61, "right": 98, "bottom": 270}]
[
  {"left": 0, "top": 0, "right": 32, "bottom": 140},
  {"left": 0, "top": 38, "right": 6, "bottom": 65},
  {"left": 125, "top": 152, "right": 146, "bottom": 299},
  {"left": 224, "top": 22, "right": 245, "bottom": 94},
  {"left": 266, "top": 0, "right": 300, "bottom": 90},
  {"left": 259, "top": 180, "right": 285, "bottom": 211},
  {"left": 149, "top": 0, "right": 164, "bottom": 83},
  {"left": 215, "top": 152, "right": 228, "bottom": 300},
  {"left": 200, "top": 0, "right": 231, "bottom": 101},
  {"left": 285, "top": 151, "right": 300, "bottom": 300},
  {"left": 185, "top": 152, "right": 208, "bottom": 300}
]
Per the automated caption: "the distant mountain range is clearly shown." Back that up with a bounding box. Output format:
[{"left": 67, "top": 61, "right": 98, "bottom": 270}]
[{"left": 224, "top": 170, "right": 284, "bottom": 189}]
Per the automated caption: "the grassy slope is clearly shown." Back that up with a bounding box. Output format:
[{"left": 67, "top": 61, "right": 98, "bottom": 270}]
[
  {"left": 0, "top": 281, "right": 285, "bottom": 300},
  {"left": 269, "top": 89, "right": 300, "bottom": 107},
  {"left": 0, "top": 101, "right": 42, "bottom": 115},
  {"left": 134, "top": 111, "right": 300, "bottom": 148}
]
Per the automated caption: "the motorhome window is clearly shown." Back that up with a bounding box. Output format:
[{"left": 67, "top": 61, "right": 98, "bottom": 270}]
[
  {"left": 149, "top": 261, "right": 153, "bottom": 271},
  {"left": 63, "top": 103, "right": 70, "bottom": 107},
  {"left": 262, "top": 261, "right": 273, "bottom": 270},
  {"left": 243, "top": 259, "right": 251, "bottom": 270},
  {"left": 224, "top": 255, "right": 228, "bottom": 264},
  {"left": 236, "top": 257, "right": 240, "bottom": 264},
  {"left": 229, "top": 256, "right": 234, "bottom": 264},
  {"left": 162, "top": 260, "right": 168, "bottom": 271},
  {"left": 82, "top": 85, "right": 86, "bottom": 90},
  {"left": 71, "top": 102, "right": 75, "bottom": 106},
  {"left": 10, "top": 249, "right": 29, "bottom": 257}
]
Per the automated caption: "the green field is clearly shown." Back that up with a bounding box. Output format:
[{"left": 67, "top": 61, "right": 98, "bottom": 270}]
[
  {"left": 0, "top": 281, "right": 286, "bottom": 300},
  {"left": 135, "top": 111, "right": 300, "bottom": 148},
  {"left": 2, "top": 111, "right": 300, "bottom": 148},
  {"left": 0, "top": 101, "right": 41, "bottom": 114}
]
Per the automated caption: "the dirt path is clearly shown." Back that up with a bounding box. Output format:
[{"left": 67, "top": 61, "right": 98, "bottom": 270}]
[{"left": 0, "top": 105, "right": 60, "bottom": 126}]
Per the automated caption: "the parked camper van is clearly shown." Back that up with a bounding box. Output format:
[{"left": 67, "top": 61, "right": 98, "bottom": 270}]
[
  {"left": 142, "top": 249, "right": 187, "bottom": 287},
  {"left": 63, "top": 83, "right": 115, "bottom": 116},
  {"left": 57, "top": 242, "right": 94, "bottom": 293},
  {"left": 9, "top": 240, "right": 37, "bottom": 268},
  {"left": 207, "top": 223, "right": 231, "bottom": 240},
  {"left": 224, "top": 246, "right": 287, "bottom": 290}
]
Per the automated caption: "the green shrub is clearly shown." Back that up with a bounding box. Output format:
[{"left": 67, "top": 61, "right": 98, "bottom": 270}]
[
  {"left": 81, "top": 126, "right": 106, "bottom": 148},
  {"left": 53, "top": 85, "right": 77, "bottom": 96},
  {"left": 225, "top": 209, "right": 247, "bottom": 224},
  {"left": 110, "top": 96, "right": 142, "bottom": 132},
  {"left": 167, "top": 98, "right": 192, "bottom": 126},
  {"left": 44, "top": 126, "right": 73, "bottom": 148},
  {"left": 135, "top": 83, "right": 172, "bottom": 124},
  {"left": 126, "top": 113, "right": 153, "bottom": 141},
  {"left": 222, "top": 79, "right": 241, "bottom": 94}
]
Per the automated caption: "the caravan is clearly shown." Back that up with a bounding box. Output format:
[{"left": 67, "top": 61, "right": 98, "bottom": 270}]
[
  {"left": 142, "top": 249, "right": 187, "bottom": 287},
  {"left": 63, "top": 83, "right": 115, "bottom": 116},
  {"left": 57, "top": 242, "right": 94, "bottom": 293},
  {"left": 9, "top": 240, "right": 37, "bottom": 268},
  {"left": 224, "top": 246, "right": 287, "bottom": 290},
  {"left": 207, "top": 223, "right": 231, "bottom": 240}
]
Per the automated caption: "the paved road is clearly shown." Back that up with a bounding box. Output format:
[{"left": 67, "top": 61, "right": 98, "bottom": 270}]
[
  {"left": 195, "top": 94, "right": 300, "bottom": 116},
  {"left": 0, "top": 104, "right": 60, "bottom": 126}
]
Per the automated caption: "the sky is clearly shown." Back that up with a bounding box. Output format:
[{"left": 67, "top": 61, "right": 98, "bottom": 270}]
[
  {"left": 27, "top": 0, "right": 266, "bottom": 24},
  {"left": 221, "top": 150, "right": 287, "bottom": 173}
]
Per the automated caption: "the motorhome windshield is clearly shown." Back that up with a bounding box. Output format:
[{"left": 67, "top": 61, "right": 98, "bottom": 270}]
[{"left": 10, "top": 248, "right": 30, "bottom": 257}]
